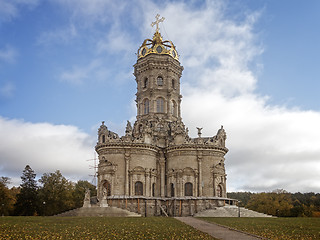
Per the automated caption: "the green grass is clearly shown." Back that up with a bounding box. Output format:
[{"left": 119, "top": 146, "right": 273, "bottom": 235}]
[
  {"left": 199, "top": 217, "right": 320, "bottom": 240},
  {"left": 0, "top": 217, "right": 215, "bottom": 240}
]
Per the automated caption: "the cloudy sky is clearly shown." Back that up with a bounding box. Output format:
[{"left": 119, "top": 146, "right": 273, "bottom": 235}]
[{"left": 1, "top": 0, "right": 320, "bottom": 193}]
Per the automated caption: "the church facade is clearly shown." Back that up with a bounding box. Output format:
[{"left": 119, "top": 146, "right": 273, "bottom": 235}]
[{"left": 95, "top": 16, "right": 230, "bottom": 215}]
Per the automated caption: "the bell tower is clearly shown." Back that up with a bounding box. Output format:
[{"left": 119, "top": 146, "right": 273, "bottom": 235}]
[{"left": 132, "top": 15, "right": 185, "bottom": 147}]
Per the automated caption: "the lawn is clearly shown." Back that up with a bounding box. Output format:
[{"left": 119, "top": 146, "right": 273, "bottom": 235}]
[
  {"left": 0, "top": 217, "right": 215, "bottom": 240},
  {"left": 199, "top": 217, "right": 320, "bottom": 240}
]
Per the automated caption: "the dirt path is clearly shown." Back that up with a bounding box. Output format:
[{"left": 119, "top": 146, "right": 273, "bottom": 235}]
[{"left": 175, "top": 217, "right": 264, "bottom": 240}]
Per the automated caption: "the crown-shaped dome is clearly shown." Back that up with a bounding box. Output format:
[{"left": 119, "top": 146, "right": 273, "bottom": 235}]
[
  {"left": 137, "top": 15, "right": 179, "bottom": 60},
  {"left": 137, "top": 31, "right": 179, "bottom": 60}
]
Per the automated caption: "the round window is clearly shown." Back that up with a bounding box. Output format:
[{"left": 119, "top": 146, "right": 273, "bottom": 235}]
[{"left": 142, "top": 48, "right": 146, "bottom": 56}]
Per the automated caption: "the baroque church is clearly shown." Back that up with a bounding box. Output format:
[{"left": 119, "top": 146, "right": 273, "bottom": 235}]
[{"left": 94, "top": 15, "right": 232, "bottom": 216}]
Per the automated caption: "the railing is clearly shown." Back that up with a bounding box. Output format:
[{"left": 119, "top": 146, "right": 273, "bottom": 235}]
[{"left": 103, "top": 196, "right": 237, "bottom": 217}]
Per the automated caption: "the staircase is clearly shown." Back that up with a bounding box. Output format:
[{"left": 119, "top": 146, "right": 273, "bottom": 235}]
[
  {"left": 194, "top": 205, "right": 274, "bottom": 217},
  {"left": 55, "top": 205, "right": 141, "bottom": 217}
]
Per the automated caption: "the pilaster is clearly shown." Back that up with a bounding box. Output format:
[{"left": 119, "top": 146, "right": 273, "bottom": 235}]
[
  {"left": 125, "top": 152, "right": 130, "bottom": 196},
  {"left": 159, "top": 153, "right": 166, "bottom": 197},
  {"left": 197, "top": 151, "right": 203, "bottom": 197}
]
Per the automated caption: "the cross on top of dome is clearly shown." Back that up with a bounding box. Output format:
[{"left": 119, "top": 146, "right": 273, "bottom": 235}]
[
  {"left": 137, "top": 14, "right": 179, "bottom": 60},
  {"left": 151, "top": 14, "right": 165, "bottom": 33}
]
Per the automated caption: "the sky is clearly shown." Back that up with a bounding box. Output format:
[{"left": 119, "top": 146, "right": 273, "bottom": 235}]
[{"left": 1, "top": 0, "right": 320, "bottom": 193}]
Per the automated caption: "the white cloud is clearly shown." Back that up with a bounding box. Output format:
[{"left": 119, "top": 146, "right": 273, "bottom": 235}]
[
  {"left": 0, "top": 46, "right": 18, "bottom": 63},
  {"left": 0, "top": 116, "right": 95, "bottom": 186},
  {"left": 139, "top": 1, "right": 320, "bottom": 193},
  {"left": 182, "top": 91, "right": 320, "bottom": 192}
]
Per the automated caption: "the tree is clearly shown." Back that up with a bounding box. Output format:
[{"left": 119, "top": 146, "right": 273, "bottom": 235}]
[
  {"left": 246, "top": 190, "right": 293, "bottom": 217},
  {"left": 0, "top": 177, "right": 14, "bottom": 215},
  {"left": 38, "top": 170, "right": 74, "bottom": 215},
  {"left": 72, "top": 180, "right": 97, "bottom": 208},
  {"left": 227, "top": 192, "right": 253, "bottom": 206},
  {"left": 14, "top": 165, "right": 39, "bottom": 215}
]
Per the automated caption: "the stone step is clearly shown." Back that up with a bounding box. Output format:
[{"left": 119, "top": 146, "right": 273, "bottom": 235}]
[
  {"left": 55, "top": 206, "right": 141, "bottom": 217},
  {"left": 194, "top": 206, "right": 274, "bottom": 218}
]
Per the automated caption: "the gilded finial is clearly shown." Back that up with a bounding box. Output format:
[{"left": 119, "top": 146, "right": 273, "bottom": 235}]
[
  {"left": 151, "top": 14, "right": 165, "bottom": 33},
  {"left": 138, "top": 14, "right": 178, "bottom": 60}
]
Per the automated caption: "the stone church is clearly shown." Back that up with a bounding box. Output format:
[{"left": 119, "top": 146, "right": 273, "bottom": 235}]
[{"left": 94, "top": 16, "right": 232, "bottom": 216}]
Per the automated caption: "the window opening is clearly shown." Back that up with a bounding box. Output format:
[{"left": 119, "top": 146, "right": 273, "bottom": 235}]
[
  {"left": 157, "top": 98, "right": 164, "bottom": 113},
  {"left": 185, "top": 182, "right": 193, "bottom": 196},
  {"left": 152, "top": 183, "right": 156, "bottom": 197},
  {"left": 135, "top": 181, "right": 143, "bottom": 195},
  {"left": 143, "top": 99, "right": 149, "bottom": 114},
  {"left": 170, "top": 183, "right": 174, "bottom": 197},
  {"left": 143, "top": 78, "right": 148, "bottom": 88},
  {"left": 157, "top": 76, "right": 163, "bottom": 86}
]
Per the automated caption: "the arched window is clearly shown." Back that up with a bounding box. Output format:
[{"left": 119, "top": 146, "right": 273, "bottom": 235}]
[
  {"left": 170, "top": 183, "right": 174, "bottom": 197},
  {"left": 156, "top": 98, "right": 164, "bottom": 113},
  {"left": 135, "top": 181, "right": 143, "bottom": 196},
  {"left": 185, "top": 182, "right": 193, "bottom": 196},
  {"left": 171, "top": 100, "right": 177, "bottom": 116},
  {"left": 103, "top": 181, "right": 111, "bottom": 196},
  {"left": 157, "top": 76, "right": 163, "bottom": 86},
  {"left": 143, "top": 99, "right": 149, "bottom": 114},
  {"left": 172, "top": 79, "right": 175, "bottom": 89},
  {"left": 102, "top": 135, "right": 105, "bottom": 143},
  {"left": 143, "top": 78, "right": 148, "bottom": 88}
]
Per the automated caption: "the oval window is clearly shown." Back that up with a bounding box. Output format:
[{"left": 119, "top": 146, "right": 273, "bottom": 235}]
[{"left": 156, "top": 46, "right": 162, "bottom": 53}]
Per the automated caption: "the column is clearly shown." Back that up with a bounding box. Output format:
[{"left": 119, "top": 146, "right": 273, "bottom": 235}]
[
  {"left": 150, "top": 174, "right": 153, "bottom": 197},
  {"left": 176, "top": 175, "right": 180, "bottom": 197},
  {"left": 111, "top": 174, "right": 115, "bottom": 196},
  {"left": 159, "top": 156, "right": 166, "bottom": 197},
  {"left": 224, "top": 176, "right": 227, "bottom": 198},
  {"left": 129, "top": 172, "right": 133, "bottom": 196},
  {"left": 197, "top": 153, "right": 203, "bottom": 197},
  {"left": 181, "top": 179, "right": 184, "bottom": 196},
  {"left": 195, "top": 173, "right": 198, "bottom": 197},
  {"left": 145, "top": 169, "right": 149, "bottom": 196},
  {"left": 125, "top": 153, "right": 130, "bottom": 196},
  {"left": 213, "top": 173, "right": 216, "bottom": 197},
  {"left": 97, "top": 175, "right": 101, "bottom": 201},
  {"left": 167, "top": 93, "right": 171, "bottom": 116},
  {"left": 178, "top": 97, "right": 182, "bottom": 118}
]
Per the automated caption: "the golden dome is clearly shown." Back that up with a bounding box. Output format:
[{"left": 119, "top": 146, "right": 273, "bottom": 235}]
[{"left": 137, "top": 15, "right": 179, "bottom": 61}]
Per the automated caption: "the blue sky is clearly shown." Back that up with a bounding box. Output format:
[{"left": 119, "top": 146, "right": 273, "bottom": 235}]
[{"left": 1, "top": 0, "right": 320, "bottom": 193}]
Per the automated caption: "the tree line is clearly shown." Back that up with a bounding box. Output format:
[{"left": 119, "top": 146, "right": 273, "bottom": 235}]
[
  {"left": 2, "top": 165, "right": 319, "bottom": 217},
  {"left": 0, "top": 165, "right": 96, "bottom": 216},
  {"left": 228, "top": 189, "right": 320, "bottom": 217}
]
